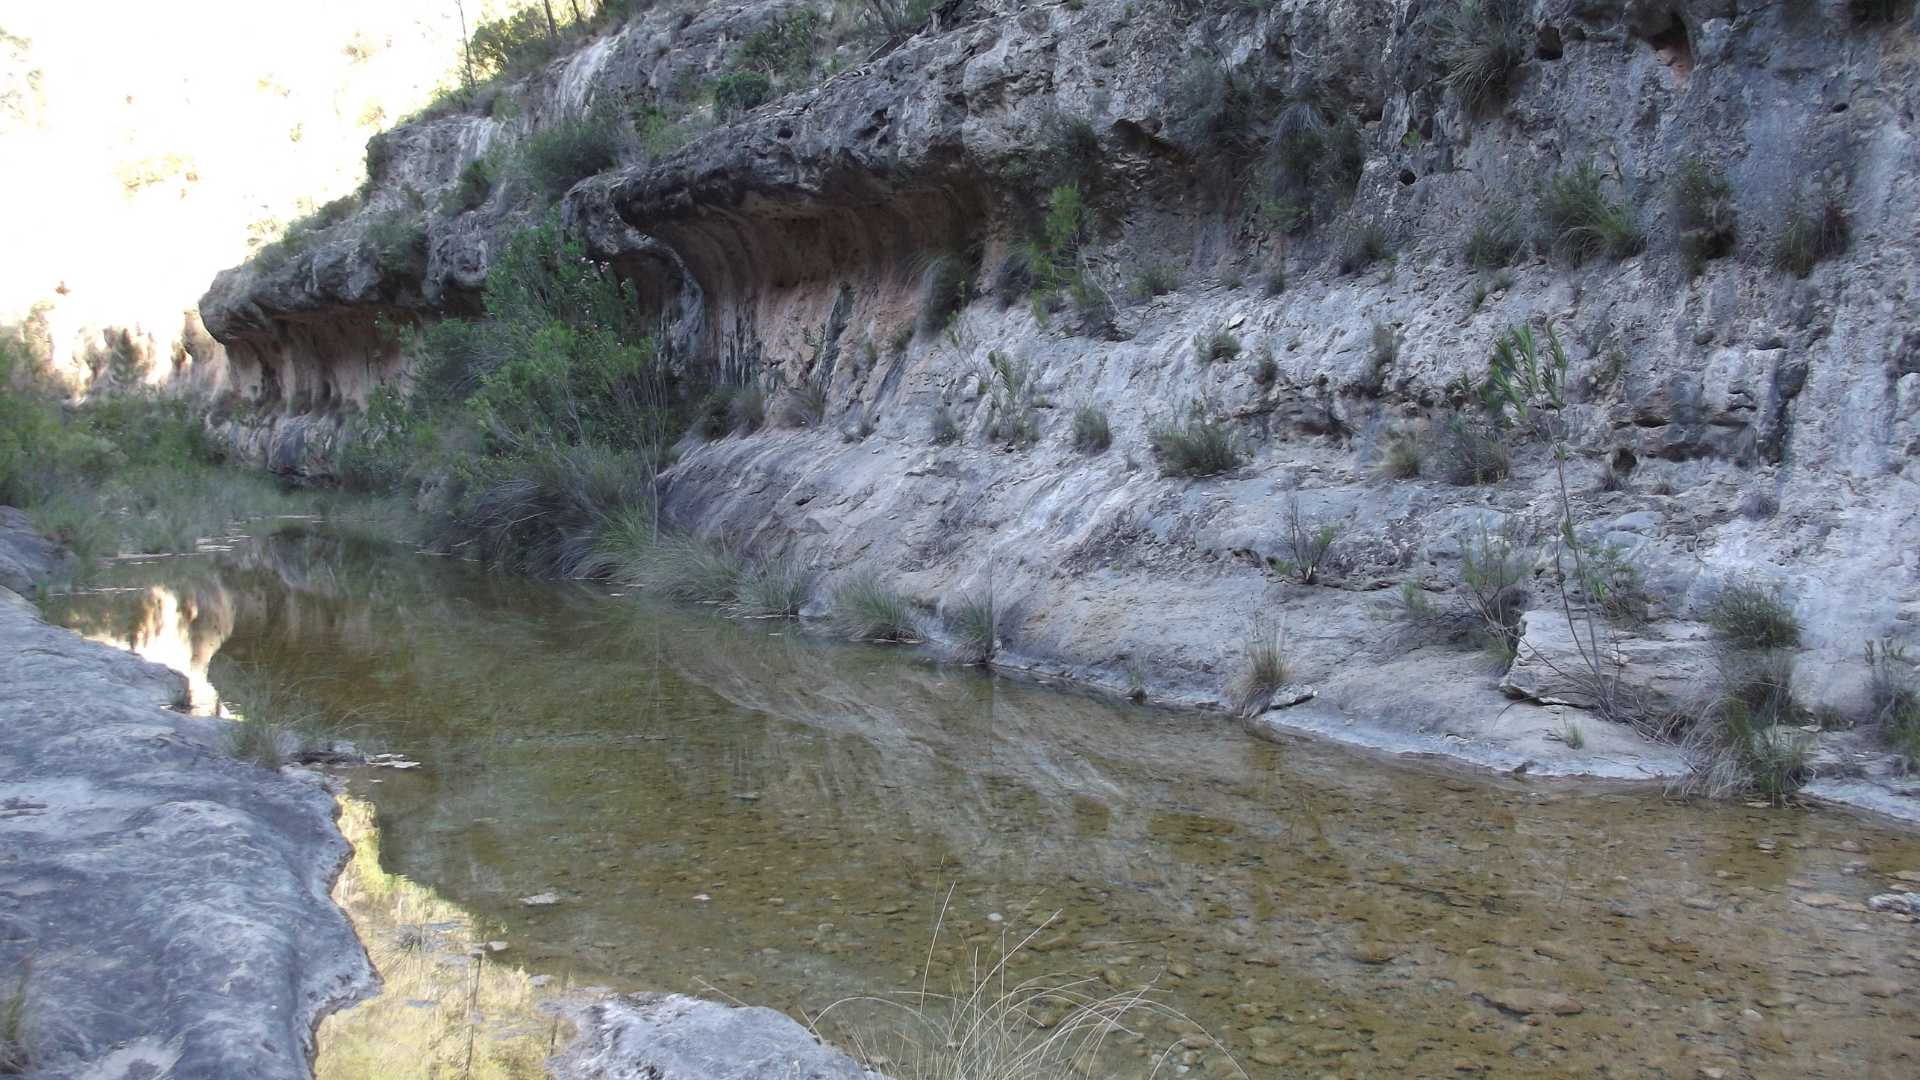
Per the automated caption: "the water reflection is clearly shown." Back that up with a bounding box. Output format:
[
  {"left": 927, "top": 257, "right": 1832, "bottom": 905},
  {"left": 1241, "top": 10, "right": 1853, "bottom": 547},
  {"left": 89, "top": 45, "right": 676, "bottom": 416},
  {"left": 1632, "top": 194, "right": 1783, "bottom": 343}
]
[{"left": 51, "top": 529, "right": 1920, "bottom": 1078}]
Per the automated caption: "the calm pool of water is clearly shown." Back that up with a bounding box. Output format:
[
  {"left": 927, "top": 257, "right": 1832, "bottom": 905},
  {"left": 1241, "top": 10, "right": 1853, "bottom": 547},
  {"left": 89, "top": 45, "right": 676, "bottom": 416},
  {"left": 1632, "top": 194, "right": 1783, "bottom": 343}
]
[{"left": 50, "top": 527, "right": 1920, "bottom": 1078}]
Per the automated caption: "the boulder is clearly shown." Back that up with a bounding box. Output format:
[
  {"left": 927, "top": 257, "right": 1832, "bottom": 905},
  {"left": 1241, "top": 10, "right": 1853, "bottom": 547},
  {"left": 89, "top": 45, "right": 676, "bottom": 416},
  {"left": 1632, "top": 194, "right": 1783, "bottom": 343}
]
[
  {"left": 549, "top": 993, "right": 887, "bottom": 1080},
  {"left": 1500, "top": 610, "right": 1719, "bottom": 720}
]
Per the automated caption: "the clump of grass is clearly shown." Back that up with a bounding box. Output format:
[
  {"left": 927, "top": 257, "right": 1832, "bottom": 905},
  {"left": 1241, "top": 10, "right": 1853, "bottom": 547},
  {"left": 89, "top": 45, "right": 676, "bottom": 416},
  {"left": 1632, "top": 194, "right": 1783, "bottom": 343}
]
[
  {"left": 930, "top": 403, "right": 960, "bottom": 445},
  {"left": 1675, "top": 649, "right": 1809, "bottom": 803},
  {"left": 945, "top": 592, "right": 998, "bottom": 664},
  {"left": 1193, "top": 327, "right": 1242, "bottom": 363},
  {"left": 1865, "top": 638, "right": 1920, "bottom": 767},
  {"left": 729, "top": 382, "right": 769, "bottom": 434},
  {"left": 917, "top": 251, "right": 975, "bottom": 336},
  {"left": 711, "top": 70, "right": 773, "bottom": 116},
  {"left": 441, "top": 444, "right": 656, "bottom": 578},
  {"left": 727, "top": 556, "right": 812, "bottom": 618},
  {"left": 781, "top": 376, "right": 830, "bottom": 428},
  {"left": 634, "top": 532, "right": 747, "bottom": 603},
  {"left": 813, "top": 907, "right": 1234, "bottom": 1080},
  {"left": 1772, "top": 194, "right": 1849, "bottom": 277},
  {"left": 0, "top": 962, "right": 29, "bottom": 1074},
  {"left": 1128, "top": 259, "right": 1180, "bottom": 301},
  {"left": 366, "top": 212, "right": 428, "bottom": 279},
  {"left": 1149, "top": 413, "right": 1244, "bottom": 477},
  {"left": 1701, "top": 580, "right": 1801, "bottom": 650},
  {"left": 1263, "top": 268, "right": 1287, "bottom": 296},
  {"left": 1463, "top": 201, "right": 1525, "bottom": 269},
  {"left": 1432, "top": 0, "right": 1529, "bottom": 115},
  {"left": 1539, "top": 164, "right": 1644, "bottom": 264},
  {"left": 1437, "top": 413, "right": 1510, "bottom": 485},
  {"left": 214, "top": 663, "right": 329, "bottom": 769},
  {"left": 449, "top": 157, "right": 494, "bottom": 212},
  {"left": 991, "top": 249, "right": 1034, "bottom": 306},
  {"left": 1380, "top": 426, "right": 1423, "bottom": 479},
  {"left": 1252, "top": 346, "right": 1279, "bottom": 387},
  {"left": 1337, "top": 222, "right": 1392, "bottom": 274},
  {"left": 831, "top": 575, "right": 920, "bottom": 642},
  {"left": 1673, "top": 157, "right": 1737, "bottom": 275},
  {"left": 1070, "top": 404, "right": 1111, "bottom": 453},
  {"left": 1557, "top": 719, "right": 1586, "bottom": 750},
  {"left": 1231, "top": 621, "right": 1290, "bottom": 717}
]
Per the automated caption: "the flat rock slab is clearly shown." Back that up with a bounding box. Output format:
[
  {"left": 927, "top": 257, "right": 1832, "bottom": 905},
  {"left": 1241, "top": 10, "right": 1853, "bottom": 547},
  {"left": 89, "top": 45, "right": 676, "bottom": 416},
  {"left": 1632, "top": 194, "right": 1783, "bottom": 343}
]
[
  {"left": 0, "top": 587, "right": 373, "bottom": 1079},
  {"left": 549, "top": 992, "right": 888, "bottom": 1080}
]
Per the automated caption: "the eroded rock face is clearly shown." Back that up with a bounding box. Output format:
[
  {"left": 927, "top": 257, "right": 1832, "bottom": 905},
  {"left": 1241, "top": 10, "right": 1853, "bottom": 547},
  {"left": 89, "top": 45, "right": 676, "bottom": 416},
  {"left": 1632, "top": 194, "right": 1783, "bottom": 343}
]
[
  {"left": 0, "top": 572, "right": 374, "bottom": 1077},
  {"left": 198, "top": 1, "right": 1919, "bottom": 794},
  {"left": 548, "top": 993, "right": 887, "bottom": 1080}
]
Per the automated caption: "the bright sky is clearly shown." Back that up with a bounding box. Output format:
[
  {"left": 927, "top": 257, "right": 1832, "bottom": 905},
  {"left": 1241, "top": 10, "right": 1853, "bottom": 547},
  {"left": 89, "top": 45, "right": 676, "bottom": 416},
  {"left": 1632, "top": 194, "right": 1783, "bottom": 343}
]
[{"left": 0, "top": 0, "right": 521, "bottom": 384}]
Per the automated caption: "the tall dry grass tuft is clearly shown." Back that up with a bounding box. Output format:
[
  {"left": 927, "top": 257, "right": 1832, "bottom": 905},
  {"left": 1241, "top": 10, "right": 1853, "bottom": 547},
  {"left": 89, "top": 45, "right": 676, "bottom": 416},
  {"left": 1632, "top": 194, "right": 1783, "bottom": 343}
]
[{"left": 810, "top": 892, "right": 1244, "bottom": 1080}]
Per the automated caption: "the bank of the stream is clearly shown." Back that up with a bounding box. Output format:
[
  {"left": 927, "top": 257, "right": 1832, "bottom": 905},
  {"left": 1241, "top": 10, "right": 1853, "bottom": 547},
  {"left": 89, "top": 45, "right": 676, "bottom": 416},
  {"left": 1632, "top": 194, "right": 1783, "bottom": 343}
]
[{"left": 46, "top": 525, "right": 1920, "bottom": 1079}]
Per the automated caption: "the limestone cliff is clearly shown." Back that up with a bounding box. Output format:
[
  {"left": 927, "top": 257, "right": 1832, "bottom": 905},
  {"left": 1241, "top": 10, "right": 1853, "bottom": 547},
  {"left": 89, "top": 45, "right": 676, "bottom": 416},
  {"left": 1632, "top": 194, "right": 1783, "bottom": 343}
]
[{"left": 199, "top": 1, "right": 1920, "bottom": 800}]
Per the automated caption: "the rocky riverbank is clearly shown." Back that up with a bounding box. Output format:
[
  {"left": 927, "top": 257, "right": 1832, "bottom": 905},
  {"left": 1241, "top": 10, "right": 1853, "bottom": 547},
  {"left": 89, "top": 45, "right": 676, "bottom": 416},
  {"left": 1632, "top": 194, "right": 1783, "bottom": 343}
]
[{"left": 0, "top": 517, "right": 373, "bottom": 1078}]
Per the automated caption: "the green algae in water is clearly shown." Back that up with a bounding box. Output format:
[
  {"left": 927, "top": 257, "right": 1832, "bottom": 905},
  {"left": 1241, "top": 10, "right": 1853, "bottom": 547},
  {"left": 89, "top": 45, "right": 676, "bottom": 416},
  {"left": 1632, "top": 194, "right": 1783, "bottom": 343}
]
[{"left": 52, "top": 529, "right": 1920, "bottom": 1078}]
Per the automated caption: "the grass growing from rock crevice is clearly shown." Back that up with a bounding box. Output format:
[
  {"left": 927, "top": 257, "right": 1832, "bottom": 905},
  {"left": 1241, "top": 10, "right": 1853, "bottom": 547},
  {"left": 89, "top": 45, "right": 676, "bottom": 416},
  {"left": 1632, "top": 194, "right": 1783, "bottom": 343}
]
[
  {"left": 944, "top": 592, "right": 998, "bottom": 664},
  {"left": 1070, "top": 405, "right": 1110, "bottom": 453},
  {"left": 213, "top": 662, "right": 336, "bottom": 769},
  {"left": 1700, "top": 581, "right": 1801, "bottom": 651},
  {"left": 1230, "top": 621, "right": 1290, "bottom": 717},
  {"left": 1539, "top": 164, "right": 1643, "bottom": 265},
  {"left": 1149, "top": 413, "right": 1243, "bottom": 477}
]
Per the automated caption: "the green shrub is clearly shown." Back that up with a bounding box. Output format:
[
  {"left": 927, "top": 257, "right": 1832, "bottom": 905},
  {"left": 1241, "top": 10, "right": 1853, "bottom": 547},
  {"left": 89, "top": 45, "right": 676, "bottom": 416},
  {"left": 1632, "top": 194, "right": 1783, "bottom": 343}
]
[
  {"left": 1463, "top": 201, "right": 1525, "bottom": 269},
  {"left": 1252, "top": 346, "right": 1279, "bottom": 386},
  {"left": 1070, "top": 404, "right": 1111, "bottom": 453},
  {"left": 366, "top": 212, "right": 428, "bottom": 279},
  {"left": 1539, "top": 164, "right": 1644, "bottom": 264},
  {"left": 1128, "top": 259, "right": 1180, "bottom": 301},
  {"left": 1701, "top": 580, "right": 1802, "bottom": 650},
  {"left": 945, "top": 592, "right": 998, "bottom": 664},
  {"left": 736, "top": 10, "right": 822, "bottom": 80},
  {"left": 518, "top": 114, "right": 621, "bottom": 200},
  {"left": 916, "top": 252, "right": 974, "bottom": 335},
  {"left": 1277, "top": 498, "right": 1341, "bottom": 584},
  {"left": 1432, "top": 0, "right": 1528, "bottom": 115},
  {"left": 1673, "top": 158, "right": 1736, "bottom": 274},
  {"left": 831, "top": 575, "right": 920, "bottom": 642},
  {"left": 636, "top": 107, "right": 702, "bottom": 157},
  {"left": 213, "top": 663, "right": 332, "bottom": 768},
  {"left": 780, "top": 376, "right": 829, "bottom": 428},
  {"left": 991, "top": 250, "right": 1034, "bottom": 306},
  {"left": 1263, "top": 268, "right": 1287, "bottom": 296},
  {"left": 1459, "top": 521, "right": 1533, "bottom": 654},
  {"left": 1230, "top": 621, "right": 1290, "bottom": 717},
  {"left": 1576, "top": 539, "right": 1653, "bottom": 624},
  {"left": 712, "top": 71, "right": 773, "bottom": 117},
  {"left": 1865, "top": 638, "right": 1920, "bottom": 767},
  {"left": 469, "top": 7, "right": 563, "bottom": 78},
  {"left": 1040, "top": 112, "right": 1102, "bottom": 191},
  {"left": 1437, "top": 413, "right": 1509, "bottom": 485},
  {"left": 857, "top": 0, "right": 937, "bottom": 41},
  {"left": 1166, "top": 57, "right": 1264, "bottom": 157},
  {"left": 1337, "top": 222, "right": 1391, "bottom": 274},
  {"left": 1149, "top": 413, "right": 1243, "bottom": 477},
  {"left": 1193, "top": 327, "right": 1242, "bottom": 363},
  {"left": 1773, "top": 195, "right": 1849, "bottom": 277},
  {"left": 449, "top": 157, "right": 494, "bottom": 212},
  {"left": 1679, "top": 649, "right": 1808, "bottom": 803}
]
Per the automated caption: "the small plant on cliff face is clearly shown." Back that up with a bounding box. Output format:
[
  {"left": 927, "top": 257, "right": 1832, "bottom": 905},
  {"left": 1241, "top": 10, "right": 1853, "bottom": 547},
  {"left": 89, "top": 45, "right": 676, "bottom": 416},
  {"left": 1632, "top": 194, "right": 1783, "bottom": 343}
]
[
  {"left": 711, "top": 71, "right": 773, "bottom": 117},
  {"left": 1436, "top": 413, "right": 1509, "bottom": 485},
  {"left": 857, "top": 0, "right": 937, "bottom": 42},
  {"left": 1193, "top": 327, "right": 1242, "bottom": 363},
  {"left": 449, "top": 157, "right": 495, "bottom": 212},
  {"left": 1380, "top": 426, "right": 1423, "bottom": 479},
  {"left": 1673, "top": 158, "right": 1737, "bottom": 275},
  {"left": 1039, "top": 110, "right": 1103, "bottom": 191},
  {"left": 1337, "top": 222, "right": 1392, "bottom": 275},
  {"left": 1539, "top": 164, "right": 1644, "bottom": 265},
  {"left": 982, "top": 351, "right": 1041, "bottom": 449},
  {"left": 831, "top": 575, "right": 920, "bottom": 642},
  {"left": 1070, "top": 404, "right": 1111, "bottom": 453},
  {"left": 1230, "top": 620, "right": 1290, "bottom": 717},
  {"left": 1167, "top": 56, "right": 1264, "bottom": 158},
  {"left": 0, "top": 962, "right": 30, "bottom": 1074},
  {"left": 1149, "top": 409, "right": 1244, "bottom": 477},
  {"left": 916, "top": 251, "right": 976, "bottom": 336},
  {"left": 1128, "top": 259, "right": 1180, "bottom": 302},
  {"left": 1865, "top": 638, "right": 1920, "bottom": 768},
  {"left": 366, "top": 212, "right": 428, "bottom": 279},
  {"left": 1773, "top": 194, "right": 1850, "bottom": 277},
  {"left": 1701, "top": 580, "right": 1802, "bottom": 651},
  {"left": 929, "top": 403, "right": 960, "bottom": 445},
  {"left": 728, "top": 556, "right": 813, "bottom": 619},
  {"left": 1458, "top": 520, "right": 1533, "bottom": 656},
  {"left": 735, "top": 9, "right": 823, "bottom": 82},
  {"left": 1675, "top": 649, "right": 1809, "bottom": 803},
  {"left": 1464, "top": 201, "right": 1526, "bottom": 269},
  {"left": 1432, "top": 0, "right": 1529, "bottom": 116},
  {"left": 519, "top": 113, "right": 621, "bottom": 200},
  {"left": 1275, "top": 497, "right": 1342, "bottom": 585}
]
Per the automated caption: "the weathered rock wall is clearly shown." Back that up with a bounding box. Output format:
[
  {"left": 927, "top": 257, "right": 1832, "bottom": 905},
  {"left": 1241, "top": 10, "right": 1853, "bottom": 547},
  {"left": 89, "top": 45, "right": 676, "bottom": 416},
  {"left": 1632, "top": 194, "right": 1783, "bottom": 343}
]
[{"left": 199, "top": 2, "right": 1920, "bottom": 786}]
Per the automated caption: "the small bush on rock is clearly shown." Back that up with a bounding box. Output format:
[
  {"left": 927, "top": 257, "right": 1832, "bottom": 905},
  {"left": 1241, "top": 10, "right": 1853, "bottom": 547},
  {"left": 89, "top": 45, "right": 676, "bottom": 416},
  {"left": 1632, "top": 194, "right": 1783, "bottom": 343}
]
[
  {"left": 1539, "top": 164, "right": 1644, "bottom": 265},
  {"left": 519, "top": 114, "right": 621, "bottom": 200},
  {"left": 1150, "top": 412, "right": 1243, "bottom": 477},
  {"left": 1464, "top": 201, "right": 1525, "bottom": 269},
  {"left": 1193, "top": 327, "right": 1242, "bottom": 363},
  {"left": 711, "top": 71, "right": 773, "bottom": 117},
  {"left": 1380, "top": 426, "right": 1423, "bottom": 479},
  {"left": 1071, "top": 404, "right": 1111, "bottom": 453},
  {"left": 1337, "top": 222, "right": 1392, "bottom": 275},
  {"left": 1230, "top": 620, "right": 1290, "bottom": 717},
  {"left": 917, "top": 251, "right": 975, "bottom": 335},
  {"left": 1673, "top": 158, "right": 1737, "bottom": 275},
  {"left": 1701, "top": 580, "right": 1802, "bottom": 650},
  {"left": 1432, "top": 0, "right": 1529, "bottom": 116},
  {"left": 1437, "top": 413, "right": 1510, "bottom": 485},
  {"left": 945, "top": 592, "right": 998, "bottom": 664},
  {"left": 1773, "top": 195, "right": 1849, "bottom": 277},
  {"left": 929, "top": 403, "right": 959, "bottom": 445}
]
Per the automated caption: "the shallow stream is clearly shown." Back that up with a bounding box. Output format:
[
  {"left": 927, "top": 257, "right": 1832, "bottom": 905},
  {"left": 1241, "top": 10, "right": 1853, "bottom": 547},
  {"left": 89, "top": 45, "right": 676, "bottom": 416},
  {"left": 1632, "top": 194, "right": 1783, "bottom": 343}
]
[{"left": 49, "top": 526, "right": 1920, "bottom": 1078}]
